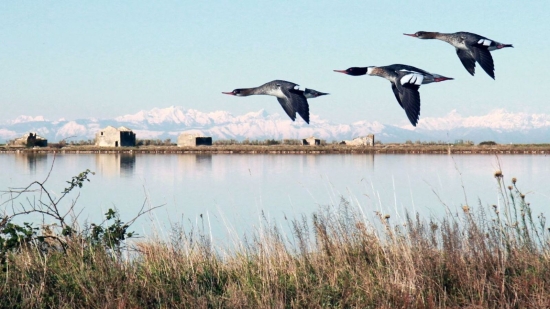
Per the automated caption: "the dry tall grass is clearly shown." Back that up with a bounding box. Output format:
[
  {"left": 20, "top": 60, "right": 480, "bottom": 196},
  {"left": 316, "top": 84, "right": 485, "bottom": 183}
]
[{"left": 1, "top": 175, "right": 549, "bottom": 308}]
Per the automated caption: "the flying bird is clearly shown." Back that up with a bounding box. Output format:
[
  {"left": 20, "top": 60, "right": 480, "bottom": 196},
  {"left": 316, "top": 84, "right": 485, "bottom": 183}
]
[
  {"left": 403, "top": 31, "right": 513, "bottom": 79},
  {"left": 334, "top": 64, "right": 453, "bottom": 126},
  {"left": 222, "top": 80, "right": 328, "bottom": 124}
]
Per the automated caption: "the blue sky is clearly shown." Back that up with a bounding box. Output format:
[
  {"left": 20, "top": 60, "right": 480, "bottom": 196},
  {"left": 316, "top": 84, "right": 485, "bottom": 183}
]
[{"left": 1, "top": 1, "right": 548, "bottom": 126}]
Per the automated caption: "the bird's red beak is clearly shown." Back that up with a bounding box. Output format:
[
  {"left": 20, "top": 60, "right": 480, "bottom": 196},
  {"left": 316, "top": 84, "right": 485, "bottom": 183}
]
[
  {"left": 222, "top": 91, "right": 235, "bottom": 95},
  {"left": 333, "top": 69, "right": 348, "bottom": 74},
  {"left": 403, "top": 33, "right": 416, "bottom": 37},
  {"left": 434, "top": 77, "right": 454, "bottom": 82}
]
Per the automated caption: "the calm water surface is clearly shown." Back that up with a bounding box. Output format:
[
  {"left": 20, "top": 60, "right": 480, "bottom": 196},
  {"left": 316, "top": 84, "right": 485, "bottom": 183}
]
[{"left": 1, "top": 153, "right": 549, "bottom": 239}]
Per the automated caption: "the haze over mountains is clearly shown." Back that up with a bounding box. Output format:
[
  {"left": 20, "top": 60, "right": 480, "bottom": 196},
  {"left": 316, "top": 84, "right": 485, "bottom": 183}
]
[{"left": 1, "top": 106, "right": 550, "bottom": 144}]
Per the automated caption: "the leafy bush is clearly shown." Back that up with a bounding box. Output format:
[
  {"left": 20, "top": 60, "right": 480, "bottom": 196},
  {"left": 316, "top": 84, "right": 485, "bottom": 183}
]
[{"left": 1, "top": 167, "right": 156, "bottom": 265}]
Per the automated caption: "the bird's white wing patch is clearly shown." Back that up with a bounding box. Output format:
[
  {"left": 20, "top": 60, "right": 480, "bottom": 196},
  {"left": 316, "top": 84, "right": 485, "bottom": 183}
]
[
  {"left": 477, "top": 39, "right": 492, "bottom": 46},
  {"left": 400, "top": 73, "right": 423, "bottom": 85},
  {"left": 401, "top": 74, "right": 413, "bottom": 84},
  {"left": 266, "top": 87, "right": 286, "bottom": 99}
]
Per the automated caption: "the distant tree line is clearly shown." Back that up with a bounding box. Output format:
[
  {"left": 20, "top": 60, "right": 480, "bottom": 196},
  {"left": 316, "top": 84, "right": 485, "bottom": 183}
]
[
  {"left": 136, "top": 139, "right": 174, "bottom": 146},
  {"left": 404, "top": 139, "right": 476, "bottom": 146},
  {"left": 69, "top": 139, "right": 95, "bottom": 146},
  {"left": 2, "top": 137, "right": 506, "bottom": 148},
  {"left": 213, "top": 139, "right": 330, "bottom": 146}
]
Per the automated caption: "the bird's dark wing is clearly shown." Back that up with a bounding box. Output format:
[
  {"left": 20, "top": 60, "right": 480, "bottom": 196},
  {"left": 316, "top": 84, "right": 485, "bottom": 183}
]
[
  {"left": 395, "top": 74, "right": 421, "bottom": 126},
  {"left": 276, "top": 94, "right": 297, "bottom": 121},
  {"left": 400, "top": 84, "right": 421, "bottom": 126},
  {"left": 456, "top": 49, "right": 476, "bottom": 76},
  {"left": 471, "top": 45, "right": 495, "bottom": 79},
  {"left": 288, "top": 88, "right": 310, "bottom": 124},
  {"left": 391, "top": 83, "right": 403, "bottom": 108},
  {"left": 385, "top": 64, "right": 431, "bottom": 75}
]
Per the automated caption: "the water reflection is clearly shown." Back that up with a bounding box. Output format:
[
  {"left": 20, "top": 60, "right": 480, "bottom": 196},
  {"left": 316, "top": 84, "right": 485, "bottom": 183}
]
[
  {"left": 120, "top": 154, "right": 136, "bottom": 176},
  {"left": 302, "top": 153, "right": 374, "bottom": 171},
  {"left": 95, "top": 153, "right": 136, "bottom": 177},
  {"left": 177, "top": 154, "right": 212, "bottom": 173},
  {"left": 195, "top": 154, "right": 212, "bottom": 166},
  {"left": 365, "top": 153, "right": 375, "bottom": 170},
  {"left": 14, "top": 153, "right": 48, "bottom": 174},
  {"left": 3, "top": 153, "right": 550, "bottom": 240}
]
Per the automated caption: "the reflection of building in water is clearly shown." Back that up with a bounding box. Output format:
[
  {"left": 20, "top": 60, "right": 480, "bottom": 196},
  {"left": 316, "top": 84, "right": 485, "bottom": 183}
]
[
  {"left": 301, "top": 154, "right": 319, "bottom": 169},
  {"left": 195, "top": 154, "right": 212, "bottom": 165},
  {"left": 95, "top": 153, "right": 136, "bottom": 177},
  {"left": 366, "top": 153, "right": 374, "bottom": 169},
  {"left": 120, "top": 153, "right": 136, "bottom": 176},
  {"left": 177, "top": 154, "right": 212, "bottom": 174},
  {"left": 14, "top": 153, "right": 48, "bottom": 174}
]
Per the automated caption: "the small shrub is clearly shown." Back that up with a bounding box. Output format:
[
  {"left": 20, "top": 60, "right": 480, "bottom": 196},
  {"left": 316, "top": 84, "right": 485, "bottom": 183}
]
[
  {"left": 1, "top": 167, "right": 155, "bottom": 266},
  {"left": 282, "top": 139, "right": 301, "bottom": 145},
  {"left": 265, "top": 139, "right": 280, "bottom": 145},
  {"left": 453, "top": 139, "right": 474, "bottom": 145},
  {"left": 136, "top": 139, "right": 173, "bottom": 146}
]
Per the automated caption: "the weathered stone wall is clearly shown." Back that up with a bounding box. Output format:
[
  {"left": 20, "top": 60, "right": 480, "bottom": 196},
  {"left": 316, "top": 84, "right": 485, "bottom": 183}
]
[
  {"left": 177, "top": 134, "right": 197, "bottom": 147},
  {"left": 120, "top": 131, "right": 136, "bottom": 147},
  {"left": 95, "top": 127, "right": 120, "bottom": 147},
  {"left": 196, "top": 137, "right": 212, "bottom": 146},
  {"left": 343, "top": 134, "right": 375, "bottom": 146},
  {"left": 177, "top": 134, "right": 212, "bottom": 147}
]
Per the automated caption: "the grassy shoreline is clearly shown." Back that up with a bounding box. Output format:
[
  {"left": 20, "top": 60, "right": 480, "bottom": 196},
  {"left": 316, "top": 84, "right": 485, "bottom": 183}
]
[{"left": 1, "top": 173, "right": 549, "bottom": 308}]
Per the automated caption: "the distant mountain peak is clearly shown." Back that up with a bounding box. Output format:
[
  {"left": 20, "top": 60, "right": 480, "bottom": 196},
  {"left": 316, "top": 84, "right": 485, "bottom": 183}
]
[
  {"left": 413, "top": 109, "right": 550, "bottom": 131},
  {"left": 2, "top": 107, "right": 550, "bottom": 144},
  {"left": 6, "top": 115, "right": 47, "bottom": 125}
]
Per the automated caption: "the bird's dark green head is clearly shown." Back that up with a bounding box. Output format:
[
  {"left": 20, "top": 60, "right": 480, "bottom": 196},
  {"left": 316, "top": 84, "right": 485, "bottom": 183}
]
[
  {"left": 222, "top": 89, "right": 247, "bottom": 96},
  {"left": 333, "top": 67, "right": 368, "bottom": 76},
  {"left": 403, "top": 31, "right": 437, "bottom": 39},
  {"left": 303, "top": 88, "right": 329, "bottom": 98}
]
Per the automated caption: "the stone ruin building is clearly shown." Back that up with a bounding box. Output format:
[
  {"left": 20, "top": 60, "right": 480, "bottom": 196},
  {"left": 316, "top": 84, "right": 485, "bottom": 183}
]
[
  {"left": 11, "top": 133, "right": 48, "bottom": 147},
  {"left": 177, "top": 133, "right": 212, "bottom": 147},
  {"left": 302, "top": 136, "right": 320, "bottom": 146},
  {"left": 95, "top": 126, "right": 136, "bottom": 147},
  {"left": 342, "top": 134, "right": 375, "bottom": 146}
]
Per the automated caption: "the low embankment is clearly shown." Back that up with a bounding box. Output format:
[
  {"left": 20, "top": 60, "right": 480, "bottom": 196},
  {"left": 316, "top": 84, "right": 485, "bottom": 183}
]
[{"left": 1, "top": 144, "right": 550, "bottom": 154}]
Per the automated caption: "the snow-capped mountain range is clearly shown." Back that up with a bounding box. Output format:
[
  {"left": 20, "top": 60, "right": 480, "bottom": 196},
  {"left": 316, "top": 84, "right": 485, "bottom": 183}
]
[{"left": 1, "top": 106, "right": 550, "bottom": 144}]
